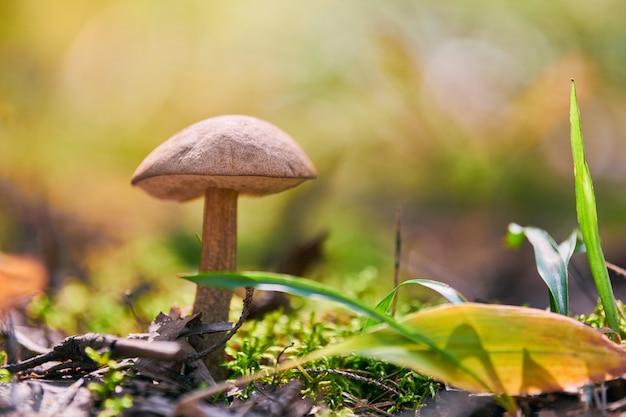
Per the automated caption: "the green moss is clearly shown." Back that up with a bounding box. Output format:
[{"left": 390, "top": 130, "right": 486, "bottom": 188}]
[{"left": 224, "top": 308, "right": 437, "bottom": 414}]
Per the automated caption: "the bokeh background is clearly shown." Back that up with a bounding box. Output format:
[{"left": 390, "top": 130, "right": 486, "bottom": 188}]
[{"left": 3, "top": 1, "right": 626, "bottom": 333}]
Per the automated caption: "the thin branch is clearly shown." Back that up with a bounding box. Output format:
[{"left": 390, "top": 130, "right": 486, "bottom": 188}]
[
  {"left": 2, "top": 333, "right": 185, "bottom": 374},
  {"left": 303, "top": 368, "right": 403, "bottom": 397},
  {"left": 189, "top": 287, "right": 254, "bottom": 361},
  {"left": 391, "top": 206, "right": 402, "bottom": 317}
]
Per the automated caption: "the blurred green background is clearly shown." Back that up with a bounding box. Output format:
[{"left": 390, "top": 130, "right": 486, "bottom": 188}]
[{"left": 2, "top": 1, "right": 626, "bottom": 333}]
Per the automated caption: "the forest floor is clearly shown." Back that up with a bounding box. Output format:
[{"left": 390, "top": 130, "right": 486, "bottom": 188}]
[{"left": 2, "top": 307, "right": 626, "bottom": 417}]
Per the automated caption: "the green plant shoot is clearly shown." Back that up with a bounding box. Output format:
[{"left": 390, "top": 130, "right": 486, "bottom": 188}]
[
  {"left": 570, "top": 80, "right": 620, "bottom": 334},
  {"left": 85, "top": 347, "right": 133, "bottom": 417},
  {"left": 506, "top": 224, "right": 582, "bottom": 315},
  {"left": 0, "top": 352, "right": 11, "bottom": 383}
]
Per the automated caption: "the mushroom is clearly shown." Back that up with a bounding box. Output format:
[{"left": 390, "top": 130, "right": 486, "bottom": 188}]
[{"left": 131, "top": 115, "right": 316, "bottom": 377}]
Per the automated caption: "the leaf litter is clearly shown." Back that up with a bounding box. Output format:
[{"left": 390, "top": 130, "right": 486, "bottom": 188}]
[{"left": 4, "top": 295, "right": 626, "bottom": 416}]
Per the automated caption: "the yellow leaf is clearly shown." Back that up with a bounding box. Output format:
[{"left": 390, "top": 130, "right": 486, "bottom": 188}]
[{"left": 300, "top": 303, "right": 626, "bottom": 395}]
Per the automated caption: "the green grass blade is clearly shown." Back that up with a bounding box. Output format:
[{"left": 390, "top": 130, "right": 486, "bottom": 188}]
[
  {"left": 570, "top": 80, "right": 619, "bottom": 333},
  {"left": 408, "top": 279, "right": 468, "bottom": 304},
  {"left": 363, "top": 279, "right": 467, "bottom": 330},
  {"left": 183, "top": 271, "right": 499, "bottom": 394}
]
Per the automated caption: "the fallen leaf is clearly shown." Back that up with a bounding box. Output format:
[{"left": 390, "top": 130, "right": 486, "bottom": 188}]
[
  {"left": 301, "top": 303, "right": 626, "bottom": 395},
  {"left": 185, "top": 272, "right": 626, "bottom": 398},
  {"left": 0, "top": 252, "right": 48, "bottom": 313}
]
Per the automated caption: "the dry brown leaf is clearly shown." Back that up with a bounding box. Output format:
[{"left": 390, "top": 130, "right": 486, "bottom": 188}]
[{"left": 0, "top": 252, "right": 48, "bottom": 313}]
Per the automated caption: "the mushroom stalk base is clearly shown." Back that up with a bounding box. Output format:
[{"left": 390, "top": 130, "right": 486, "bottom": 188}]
[{"left": 191, "top": 187, "right": 237, "bottom": 380}]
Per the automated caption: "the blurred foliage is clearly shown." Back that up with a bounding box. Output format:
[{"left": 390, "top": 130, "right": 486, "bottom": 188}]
[{"left": 3, "top": 0, "right": 626, "bottom": 332}]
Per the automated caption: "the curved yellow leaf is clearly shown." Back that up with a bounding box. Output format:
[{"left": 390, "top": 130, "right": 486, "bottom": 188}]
[{"left": 302, "top": 303, "right": 626, "bottom": 395}]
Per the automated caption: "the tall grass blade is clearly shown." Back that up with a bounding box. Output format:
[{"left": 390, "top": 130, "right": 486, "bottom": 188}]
[{"left": 570, "top": 80, "right": 620, "bottom": 333}]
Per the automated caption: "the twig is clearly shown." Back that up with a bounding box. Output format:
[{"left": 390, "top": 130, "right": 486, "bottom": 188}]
[
  {"left": 391, "top": 206, "right": 402, "bottom": 317},
  {"left": 607, "top": 261, "right": 626, "bottom": 278},
  {"left": 188, "top": 287, "right": 254, "bottom": 361},
  {"left": 303, "top": 368, "right": 402, "bottom": 397},
  {"left": 341, "top": 391, "right": 394, "bottom": 417},
  {"left": 2, "top": 333, "right": 185, "bottom": 374},
  {"left": 125, "top": 289, "right": 145, "bottom": 332}
]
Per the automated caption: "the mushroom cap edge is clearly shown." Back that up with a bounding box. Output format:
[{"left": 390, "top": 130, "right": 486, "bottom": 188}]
[{"left": 131, "top": 115, "right": 317, "bottom": 202}]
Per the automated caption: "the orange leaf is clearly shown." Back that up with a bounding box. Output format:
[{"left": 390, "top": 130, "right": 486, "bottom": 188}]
[{"left": 0, "top": 252, "right": 48, "bottom": 313}]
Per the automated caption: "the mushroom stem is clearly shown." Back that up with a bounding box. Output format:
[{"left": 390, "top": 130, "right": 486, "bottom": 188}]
[
  {"left": 198, "top": 187, "right": 237, "bottom": 273},
  {"left": 191, "top": 187, "right": 237, "bottom": 378}
]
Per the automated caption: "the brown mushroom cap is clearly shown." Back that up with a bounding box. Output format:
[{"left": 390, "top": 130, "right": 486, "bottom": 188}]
[{"left": 131, "top": 115, "right": 317, "bottom": 202}]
